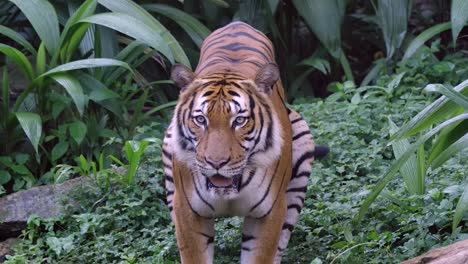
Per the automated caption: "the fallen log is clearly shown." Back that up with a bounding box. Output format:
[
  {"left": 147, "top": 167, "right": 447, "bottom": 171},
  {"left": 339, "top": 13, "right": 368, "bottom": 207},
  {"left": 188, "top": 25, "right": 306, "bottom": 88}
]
[{"left": 402, "top": 239, "right": 468, "bottom": 264}]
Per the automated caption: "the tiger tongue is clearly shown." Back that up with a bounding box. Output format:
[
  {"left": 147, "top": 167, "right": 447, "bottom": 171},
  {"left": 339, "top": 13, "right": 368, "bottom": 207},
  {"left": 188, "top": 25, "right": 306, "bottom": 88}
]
[{"left": 209, "top": 175, "right": 233, "bottom": 187}]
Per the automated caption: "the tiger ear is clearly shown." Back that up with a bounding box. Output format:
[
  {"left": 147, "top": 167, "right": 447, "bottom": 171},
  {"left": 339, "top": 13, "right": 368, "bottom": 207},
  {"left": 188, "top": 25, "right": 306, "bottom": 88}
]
[
  {"left": 255, "top": 63, "right": 279, "bottom": 94},
  {"left": 171, "top": 64, "right": 195, "bottom": 92}
]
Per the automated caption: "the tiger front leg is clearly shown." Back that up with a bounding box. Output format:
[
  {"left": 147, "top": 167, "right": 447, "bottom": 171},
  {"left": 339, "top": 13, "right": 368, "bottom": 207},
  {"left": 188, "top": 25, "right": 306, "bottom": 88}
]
[
  {"left": 240, "top": 196, "right": 287, "bottom": 264},
  {"left": 172, "top": 192, "right": 215, "bottom": 264}
]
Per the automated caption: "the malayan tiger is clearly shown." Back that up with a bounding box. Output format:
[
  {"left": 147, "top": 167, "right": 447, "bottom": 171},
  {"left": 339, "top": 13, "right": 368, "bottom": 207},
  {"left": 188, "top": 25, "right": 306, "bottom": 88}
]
[{"left": 162, "top": 21, "right": 320, "bottom": 263}]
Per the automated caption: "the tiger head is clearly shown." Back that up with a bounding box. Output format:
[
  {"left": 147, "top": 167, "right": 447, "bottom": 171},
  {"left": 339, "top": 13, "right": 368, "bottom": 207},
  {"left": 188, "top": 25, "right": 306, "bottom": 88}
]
[{"left": 170, "top": 64, "right": 284, "bottom": 197}]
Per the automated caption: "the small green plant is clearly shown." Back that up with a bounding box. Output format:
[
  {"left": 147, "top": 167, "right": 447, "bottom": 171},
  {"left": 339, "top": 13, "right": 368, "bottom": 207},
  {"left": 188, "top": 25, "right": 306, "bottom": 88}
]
[{"left": 110, "top": 140, "right": 150, "bottom": 186}]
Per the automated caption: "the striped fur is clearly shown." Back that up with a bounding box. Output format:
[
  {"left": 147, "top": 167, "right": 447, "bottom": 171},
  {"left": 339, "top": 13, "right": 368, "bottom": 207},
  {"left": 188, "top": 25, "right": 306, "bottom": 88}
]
[{"left": 163, "top": 21, "right": 315, "bottom": 264}]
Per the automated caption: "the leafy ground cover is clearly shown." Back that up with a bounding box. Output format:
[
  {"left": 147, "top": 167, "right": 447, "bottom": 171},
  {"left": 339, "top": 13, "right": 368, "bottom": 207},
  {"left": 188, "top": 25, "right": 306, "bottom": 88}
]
[{"left": 5, "top": 50, "right": 468, "bottom": 263}]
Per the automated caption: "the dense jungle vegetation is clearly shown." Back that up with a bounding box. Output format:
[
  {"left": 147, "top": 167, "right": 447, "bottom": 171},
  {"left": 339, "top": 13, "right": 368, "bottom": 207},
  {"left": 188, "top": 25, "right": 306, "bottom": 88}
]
[{"left": 1, "top": 0, "right": 468, "bottom": 263}]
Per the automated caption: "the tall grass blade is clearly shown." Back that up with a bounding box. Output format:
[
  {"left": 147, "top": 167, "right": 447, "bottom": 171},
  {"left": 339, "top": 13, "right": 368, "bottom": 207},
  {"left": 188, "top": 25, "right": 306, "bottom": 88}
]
[
  {"left": 391, "top": 79, "right": 468, "bottom": 139},
  {"left": 403, "top": 22, "right": 452, "bottom": 60},
  {"left": 425, "top": 84, "right": 468, "bottom": 110},
  {"left": 355, "top": 113, "right": 468, "bottom": 223},
  {"left": 388, "top": 118, "right": 422, "bottom": 194},
  {"left": 97, "top": 0, "right": 190, "bottom": 67},
  {"left": 373, "top": 0, "right": 411, "bottom": 59},
  {"left": 80, "top": 13, "right": 174, "bottom": 64},
  {"left": 432, "top": 133, "right": 468, "bottom": 169},
  {"left": 428, "top": 120, "right": 468, "bottom": 166},
  {"left": 0, "top": 25, "right": 36, "bottom": 55},
  {"left": 10, "top": 0, "right": 60, "bottom": 55},
  {"left": 143, "top": 4, "right": 210, "bottom": 48},
  {"left": 451, "top": 0, "right": 468, "bottom": 45},
  {"left": 453, "top": 181, "right": 468, "bottom": 232}
]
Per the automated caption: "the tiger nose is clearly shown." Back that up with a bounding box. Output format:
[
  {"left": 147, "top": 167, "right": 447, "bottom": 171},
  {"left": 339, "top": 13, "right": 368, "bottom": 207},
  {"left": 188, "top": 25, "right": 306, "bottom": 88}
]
[{"left": 205, "top": 156, "right": 230, "bottom": 169}]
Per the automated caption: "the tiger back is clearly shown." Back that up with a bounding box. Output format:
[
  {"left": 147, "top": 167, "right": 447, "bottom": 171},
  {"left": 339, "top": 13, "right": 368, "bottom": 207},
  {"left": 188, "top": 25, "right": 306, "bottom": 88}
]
[{"left": 162, "top": 21, "right": 315, "bottom": 264}]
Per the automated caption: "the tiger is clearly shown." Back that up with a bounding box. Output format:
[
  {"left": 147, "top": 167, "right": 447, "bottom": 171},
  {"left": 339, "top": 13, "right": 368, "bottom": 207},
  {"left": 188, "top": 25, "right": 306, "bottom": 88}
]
[{"left": 162, "top": 21, "right": 320, "bottom": 264}]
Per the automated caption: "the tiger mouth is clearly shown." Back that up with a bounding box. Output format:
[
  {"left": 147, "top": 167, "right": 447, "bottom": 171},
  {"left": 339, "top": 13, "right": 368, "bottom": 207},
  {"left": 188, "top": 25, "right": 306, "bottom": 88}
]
[{"left": 206, "top": 174, "right": 241, "bottom": 191}]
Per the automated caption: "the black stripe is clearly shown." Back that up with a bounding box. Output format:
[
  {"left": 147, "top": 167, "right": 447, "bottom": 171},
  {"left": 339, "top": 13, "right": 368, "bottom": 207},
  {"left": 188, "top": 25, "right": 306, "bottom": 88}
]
[
  {"left": 204, "top": 30, "right": 274, "bottom": 58},
  {"left": 287, "top": 203, "right": 302, "bottom": 213},
  {"left": 228, "top": 90, "right": 240, "bottom": 97},
  {"left": 292, "top": 171, "right": 310, "bottom": 179},
  {"left": 162, "top": 148, "right": 172, "bottom": 159},
  {"left": 219, "top": 43, "right": 270, "bottom": 62},
  {"left": 180, "top": 168, "right": 202, "bottom": 217},
  {"left": 291, "top": 151, "right": 315, "bottom": 182},
  {"left": 241, "top": 234, "right": 255, "bottom": 243},
  {"left": 291, "top": 117, "right": 303, "bottom": 124},
  {"left": 292, "top": 131, "right": 310, "bottom": 141},
  {"left": 241, "top": 246, "right": 251, "bottom": 251},
  {"left": 163, "top": 163, "right": 172, "bottom": 170},
  {"left": 168, "top": 205, "right": 173, "bottom": 211},
  {"left": 240, "top": 169, "right": 256, "bottom": 190},
  {"left": 287, "top": 186, "right": 307, "bottom": 193},
  {"left": 194, "top": 178, "right": 215, "bottom": 211},
  {"left": 166, "top": 190, "right": 174, "bottom": 196},
  {"left": 202, "top": 91, "right": 214, "bottom": 97},
  {"left": 249, "top": 162, "right": 279, "bottom": 213},
  {"left": 282, "top": 223, "right": 294, "bottom": 232},
  {"left": 165, "top": 175, "right": 174, "bottom": 183}
]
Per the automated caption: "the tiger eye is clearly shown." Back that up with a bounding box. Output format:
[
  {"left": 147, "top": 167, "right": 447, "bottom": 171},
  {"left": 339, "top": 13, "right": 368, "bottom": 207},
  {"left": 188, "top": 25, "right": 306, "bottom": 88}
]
[
  {"left": 234, "top": 116, "right": 247, "bottom": 126},
  {"left": 194, "top": 115, "right": 206, "bottom": 125}
]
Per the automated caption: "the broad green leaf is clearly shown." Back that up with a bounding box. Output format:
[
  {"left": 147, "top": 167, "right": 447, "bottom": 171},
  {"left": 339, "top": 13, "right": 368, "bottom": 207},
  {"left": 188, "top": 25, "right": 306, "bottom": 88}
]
[
  {"left": 431, "top": 133, "right": 468, "bottom": 169},
  {"left": 97, "top": 0, "right": 190, "bottom": 67},
  {"left": 0, "top": 25, "right": 36, "bottom": 55},
  {"left": 61, "top": 0, "right": 97, "bottom": 43},
  {"left": 10, "top": 0, "right": 60, "bottom": 55},
  {"left": 425, "top": 84, "right": 468, "bottom": 110},
  {"left": 0, "top": 170, "right": 11, "bottom": 185},
  {"left": 299, "top": 57, "right": 331, "bottom": 75},
  {"left": 64, "top": 23, "right": 92, "bottom": 62},
  {"left": 75, "top": 72, "right": 119, "bottom": 102},
  {"left": 69, "top": 121, "right": 87, "bottom": 145},
  {"left": 51, "top": 141, "right": 69, "bottom": 162},
  {"left": 453, "top": 181, "right": 468, "bottom": 232},
  {"left": 51, "top": 73, "right": 87, "bottom": 116},
  {"left": 80, "top": 13, "right": 174, "bottom": 64},
  {"left": 101, "top": 40, "right": 148, "bottom": 85},
  {"left": 37, "top": 58, "right": 132, "bottom": 79},
  {"left": 292, "top": 0, "right": 345, "bottom": 59},
  {"left": 356, "top": 113, "right": 468, "bottom": 223},
  {"left": 143, "top": 4, "right": 211, "bottom": 48},
  {"left": 0, "top": 44, "right": 34, "bottom": 81},
  {"left": 15, "top": 112, "right": 42, "bottom": 156},
  {"left": 451, "top": 0, "right": 468, "bottom": 45},
  {"left": 403, "top": 22, "right": 452, "bottom": 60},
  {"left": 392, "top": 79, "right": 468, "bottom": 139},
  {"left": 372, "top": 0, "right": 411, "bottom": 59},
  {"left": 388, "top": 118, "right": 423, "bottom": 195}
]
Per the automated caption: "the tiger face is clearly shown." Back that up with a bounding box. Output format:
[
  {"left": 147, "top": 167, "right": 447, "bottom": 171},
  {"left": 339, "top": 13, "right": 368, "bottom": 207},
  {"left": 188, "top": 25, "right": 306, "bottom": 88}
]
[{"left": 170, "top": 64, "right": 284, "bottom": 198}]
